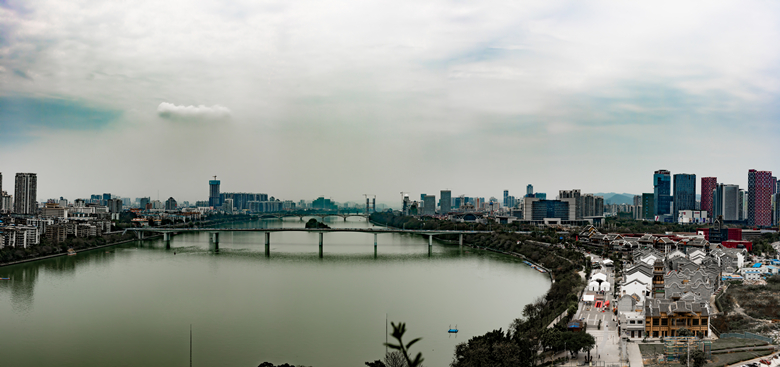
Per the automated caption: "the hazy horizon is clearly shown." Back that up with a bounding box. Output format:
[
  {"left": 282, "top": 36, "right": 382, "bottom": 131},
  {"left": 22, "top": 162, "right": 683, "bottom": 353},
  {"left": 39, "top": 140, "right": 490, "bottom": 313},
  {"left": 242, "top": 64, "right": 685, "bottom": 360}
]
[{"left": 2, "top": 1, "right": 778, "bottom": 204}]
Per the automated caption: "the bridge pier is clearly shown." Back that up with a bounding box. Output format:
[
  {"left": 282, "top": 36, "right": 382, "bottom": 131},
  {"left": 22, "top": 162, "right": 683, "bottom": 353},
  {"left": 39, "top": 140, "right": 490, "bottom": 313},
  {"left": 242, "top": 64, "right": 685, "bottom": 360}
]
[
  {"left": 265, "top": 232, "right": 270, "bottom": 256},
  {"left": 319, "top": 232, "right": 323, "bottom": 258},
  {"left": 163, "top": 232, "right": 172, "bottom": 242},
  {"left": 210, "top": 232, "right": 219, "bottom": 252},
  {"left": 459, "top": 234, "right": 463, "bottom": 248},
  {"left": 374, "top": 233, "right": 377, "bottom": 248},
  {"left": 136, "top": 231, "right": 144, "bottom": 240},
  {"left": 428, "top": 235, "right": 432, "bottom": 247}
]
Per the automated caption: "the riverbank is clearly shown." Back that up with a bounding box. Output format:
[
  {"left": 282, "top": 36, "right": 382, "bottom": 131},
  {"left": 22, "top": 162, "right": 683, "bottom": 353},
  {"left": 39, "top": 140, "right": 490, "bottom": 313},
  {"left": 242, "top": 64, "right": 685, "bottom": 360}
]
[
  {"left": 0, "top": 234, "right": 164, "bottom": 268},
  {"left": 0, "top": 216, "right": 256, "bottom": 268}
]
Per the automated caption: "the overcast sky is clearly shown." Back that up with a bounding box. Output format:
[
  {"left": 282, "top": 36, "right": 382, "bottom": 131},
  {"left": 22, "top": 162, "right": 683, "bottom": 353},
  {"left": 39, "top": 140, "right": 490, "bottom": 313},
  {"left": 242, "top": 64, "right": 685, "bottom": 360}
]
[{"left": 1, "top": 0, "right": 778, "bottom": 205}]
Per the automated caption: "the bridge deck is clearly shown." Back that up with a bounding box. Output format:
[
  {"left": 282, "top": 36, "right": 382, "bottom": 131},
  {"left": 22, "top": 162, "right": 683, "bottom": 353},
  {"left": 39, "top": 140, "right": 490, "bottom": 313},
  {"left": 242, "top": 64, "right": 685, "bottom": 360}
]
[{"left": 124, "top": 228, "right": 497, "bottom": 235}]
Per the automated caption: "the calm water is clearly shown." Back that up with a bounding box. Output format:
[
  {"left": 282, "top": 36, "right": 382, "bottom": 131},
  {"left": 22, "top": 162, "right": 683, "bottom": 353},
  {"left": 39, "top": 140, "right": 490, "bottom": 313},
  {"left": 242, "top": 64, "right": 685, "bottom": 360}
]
[{"left": 0, "top": 218, "right": 550, "bottom": 367}]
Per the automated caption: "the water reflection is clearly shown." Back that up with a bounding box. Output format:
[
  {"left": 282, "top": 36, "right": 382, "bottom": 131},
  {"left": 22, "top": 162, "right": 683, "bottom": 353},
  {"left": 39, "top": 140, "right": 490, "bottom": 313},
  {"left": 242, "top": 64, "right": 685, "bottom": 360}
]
[
  {"left": 0, "top": 234, "right": 476, "bottom": 313},
  {"left": 0, "top": 219, "right": 550, "bottom": 367},
  {"left": 0, "top": 264, "right": 38, "bottom": 313}
]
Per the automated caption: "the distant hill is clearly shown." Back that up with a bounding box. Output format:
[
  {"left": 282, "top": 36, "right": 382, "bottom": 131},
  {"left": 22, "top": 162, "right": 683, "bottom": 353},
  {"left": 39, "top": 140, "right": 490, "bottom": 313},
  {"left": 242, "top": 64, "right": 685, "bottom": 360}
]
[{"left": 593, "top": 193, "right": 637, "bottom": 205}]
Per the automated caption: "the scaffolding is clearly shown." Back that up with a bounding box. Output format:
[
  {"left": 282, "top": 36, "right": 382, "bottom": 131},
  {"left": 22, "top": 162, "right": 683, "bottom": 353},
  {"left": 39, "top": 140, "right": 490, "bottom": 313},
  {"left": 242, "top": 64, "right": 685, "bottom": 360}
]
[{"left": 662, "top": 336, "right": 712, "bottom": 362}]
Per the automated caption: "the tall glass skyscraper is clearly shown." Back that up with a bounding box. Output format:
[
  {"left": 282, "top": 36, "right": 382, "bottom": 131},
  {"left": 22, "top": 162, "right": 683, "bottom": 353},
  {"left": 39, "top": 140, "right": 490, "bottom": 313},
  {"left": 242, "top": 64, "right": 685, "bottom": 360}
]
[
  {"left": 440, "top": 190, "right": 451, "bottom": 214},
  {"left": 209, "top": 177, "right": 221, "bottom": 207},
  {"left": 673, "top": 173, "right": 696, "bottom": 219},
  {"left": 653, "top": 170, "right": 672, "bottom": 217}
]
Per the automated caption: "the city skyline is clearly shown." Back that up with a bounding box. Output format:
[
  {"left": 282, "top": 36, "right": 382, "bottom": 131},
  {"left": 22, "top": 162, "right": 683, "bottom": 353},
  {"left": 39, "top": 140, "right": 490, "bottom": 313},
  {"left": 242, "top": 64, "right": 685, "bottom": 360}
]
[
  {"left": 0, "top": 167, "right": 775, "bottom": 210},
  {"left": 1, "top": 1, "right": 779, "bottom": 203}
]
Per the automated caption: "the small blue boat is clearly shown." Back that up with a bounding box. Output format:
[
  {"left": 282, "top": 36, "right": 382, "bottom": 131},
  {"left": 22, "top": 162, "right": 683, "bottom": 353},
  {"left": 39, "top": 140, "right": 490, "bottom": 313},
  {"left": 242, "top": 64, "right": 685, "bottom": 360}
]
[
  {"left": 0, "top": 278, "right": 9, "bottom": 280},
  {"left": 448, "top": 324, "right": 458, "bottom": 333}
]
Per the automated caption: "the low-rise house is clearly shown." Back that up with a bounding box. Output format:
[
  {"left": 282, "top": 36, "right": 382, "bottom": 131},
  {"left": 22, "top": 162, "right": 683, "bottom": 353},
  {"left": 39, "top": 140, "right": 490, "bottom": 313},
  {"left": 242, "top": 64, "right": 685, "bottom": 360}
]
[
  {"left": 740, "top": 268, "right": 763, "bottom": 281},
  {"left": 621, "top": 279, "right": 650, "bottom": 303},
  {"left": 644, "top": 296, "right": 710, "bottom": 338},
  {"left": 624, "top": 262, "right": 653, "bottom": 285},
  {"left": 619, "top": 311, "right": 646, "bottom": 339}
]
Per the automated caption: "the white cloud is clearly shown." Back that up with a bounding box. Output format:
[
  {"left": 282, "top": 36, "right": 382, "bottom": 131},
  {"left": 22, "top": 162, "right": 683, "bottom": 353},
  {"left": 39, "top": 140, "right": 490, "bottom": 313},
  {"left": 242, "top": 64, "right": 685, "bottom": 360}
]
[{"left": 157, "top": 102, "right": 232, "bottom": 120}]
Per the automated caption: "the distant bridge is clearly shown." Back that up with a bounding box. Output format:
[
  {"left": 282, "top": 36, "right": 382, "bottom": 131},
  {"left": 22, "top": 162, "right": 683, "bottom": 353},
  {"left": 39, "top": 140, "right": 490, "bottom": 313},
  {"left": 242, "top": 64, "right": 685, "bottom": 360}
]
[
  {"left": 255, "top": 213, "right": 369, "bottom": 221},
  {"left": 123, "top": 227, "right": 497, "bottom": 257}
]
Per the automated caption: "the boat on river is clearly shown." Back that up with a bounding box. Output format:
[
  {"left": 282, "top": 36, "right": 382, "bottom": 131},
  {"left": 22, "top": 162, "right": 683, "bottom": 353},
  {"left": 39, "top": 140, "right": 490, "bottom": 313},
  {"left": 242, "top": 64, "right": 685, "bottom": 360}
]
[
  {"left": 523, "top": 260, "right": 546, "bottom": 273},
  {"left": 67, "top": 249, "right": 76, "bottom": 256}
]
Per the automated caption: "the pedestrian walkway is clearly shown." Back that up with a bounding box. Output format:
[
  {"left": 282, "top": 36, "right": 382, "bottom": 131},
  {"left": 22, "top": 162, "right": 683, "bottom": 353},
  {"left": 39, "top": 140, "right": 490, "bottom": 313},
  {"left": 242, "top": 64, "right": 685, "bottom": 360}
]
[{"left": 627, "top": 342, "right": 643, "bottom": 367}]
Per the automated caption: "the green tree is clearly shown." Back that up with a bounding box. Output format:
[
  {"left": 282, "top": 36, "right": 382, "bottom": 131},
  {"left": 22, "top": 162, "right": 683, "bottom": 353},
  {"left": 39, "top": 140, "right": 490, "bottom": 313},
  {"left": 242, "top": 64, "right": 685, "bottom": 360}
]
[{"left": 677, "top": 328, "right": 693, "bottom": 337}]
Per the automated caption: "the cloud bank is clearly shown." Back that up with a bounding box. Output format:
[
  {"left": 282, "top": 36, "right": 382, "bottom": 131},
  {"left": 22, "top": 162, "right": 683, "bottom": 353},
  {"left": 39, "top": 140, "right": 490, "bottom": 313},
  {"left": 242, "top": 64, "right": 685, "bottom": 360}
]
[{"left": 157, "top": 102, "right": 231, "bottom": 120}]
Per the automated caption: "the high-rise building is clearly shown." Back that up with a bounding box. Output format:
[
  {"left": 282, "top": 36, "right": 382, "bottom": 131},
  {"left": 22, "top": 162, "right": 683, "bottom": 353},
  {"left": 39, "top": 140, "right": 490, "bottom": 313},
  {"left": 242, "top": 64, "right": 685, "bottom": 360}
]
[
  {"left": 526, "top": 184, "right": 533, "bottom": 197},
  {"left": 712, "top": 184, "right": 739, "bottom": 221},
  {"left": 654, "top": 170, "right": 672, "bottom": 216},
  {"left": 0, "top": 172, "right": 3, "bottom": 204},
  {"left": 1, "top": 192, "right": 11, "bottom": 213},
  {"left": 220, "top": 193, "right": 268, "bottom": 211},
  {"left": 559, "top": 190, "right": 582, "bottom": 219},
  {"left": 441, "top": 190, "right": 451, "bottom": 214},
  {"left": 209, "top": 177, "right": 221, "bottom": 207},
  {"left": 642, "top": 193, "right": 654, "bottom": 219},
  {"left": 748, "top": 169, "right": 773, "bottom": 227},
  {"left": 108, "top": 198, "right": 123, "bottom": 213},
  {"left": 503, "top": 190, "right": 509, "bottom": 207},
  {"left": 139, "top": 197, "right": 151, "bottom": 210},
  {"left": 700, "top": 177, "right": 717, "bottom": 220},
  {"left": 102, "top": 193, "right": 111, "bottom": 206},
  {"left": 739, "top": 189, "right": 746, "bottom": 221},
  {"left": 14, "top": 173, "right": 37, "bottom": 215},
  {"left": 165, "top": 197, "right": 177, "bottom": 211},
  {"left": 595, "top": 196, "right": 604, "bottom": 217},
  {"left": 423, "top": 195, "right": 436, "bottom": 216},
  {"left": 673, "top": 173, "right": 696, "bottom": 219}
]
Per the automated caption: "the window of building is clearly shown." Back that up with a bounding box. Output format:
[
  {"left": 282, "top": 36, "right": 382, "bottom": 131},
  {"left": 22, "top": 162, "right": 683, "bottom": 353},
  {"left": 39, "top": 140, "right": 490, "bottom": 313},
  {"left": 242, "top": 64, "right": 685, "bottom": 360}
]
[
  {"left": 692, "top": 319, "right": 699, "bottom": 326},
  {"left": 653, "top": 331, "right": 659, "bottom": 338},
  {"left": 637, "top": 320, "right": 643, "bottom": 324},
  {"left": 630, "top": 320, "right": 635, "bottom": 324},
  {"left": 661, "top": 319, "right": 668, "bottom": 326},
  {"left": 653, "top": 318, "right": 659, "bottom": 326}
]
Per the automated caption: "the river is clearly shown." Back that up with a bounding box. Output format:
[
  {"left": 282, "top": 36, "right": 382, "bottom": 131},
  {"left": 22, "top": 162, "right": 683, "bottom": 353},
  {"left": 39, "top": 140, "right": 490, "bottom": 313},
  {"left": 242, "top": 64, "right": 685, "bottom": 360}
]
[{"left": 0, "top": 218, "right": 550, "bottom": 367}]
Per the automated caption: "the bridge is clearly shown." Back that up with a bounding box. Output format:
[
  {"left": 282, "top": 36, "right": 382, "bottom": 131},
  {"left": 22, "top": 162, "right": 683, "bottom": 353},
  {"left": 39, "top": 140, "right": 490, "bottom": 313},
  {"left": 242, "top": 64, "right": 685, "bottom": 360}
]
[
  {"left": 123, "top": 227, "right": 497, "bottom": 257},
  {"left": 255, "top": 213, "right": 369, "bottom": 221}
]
